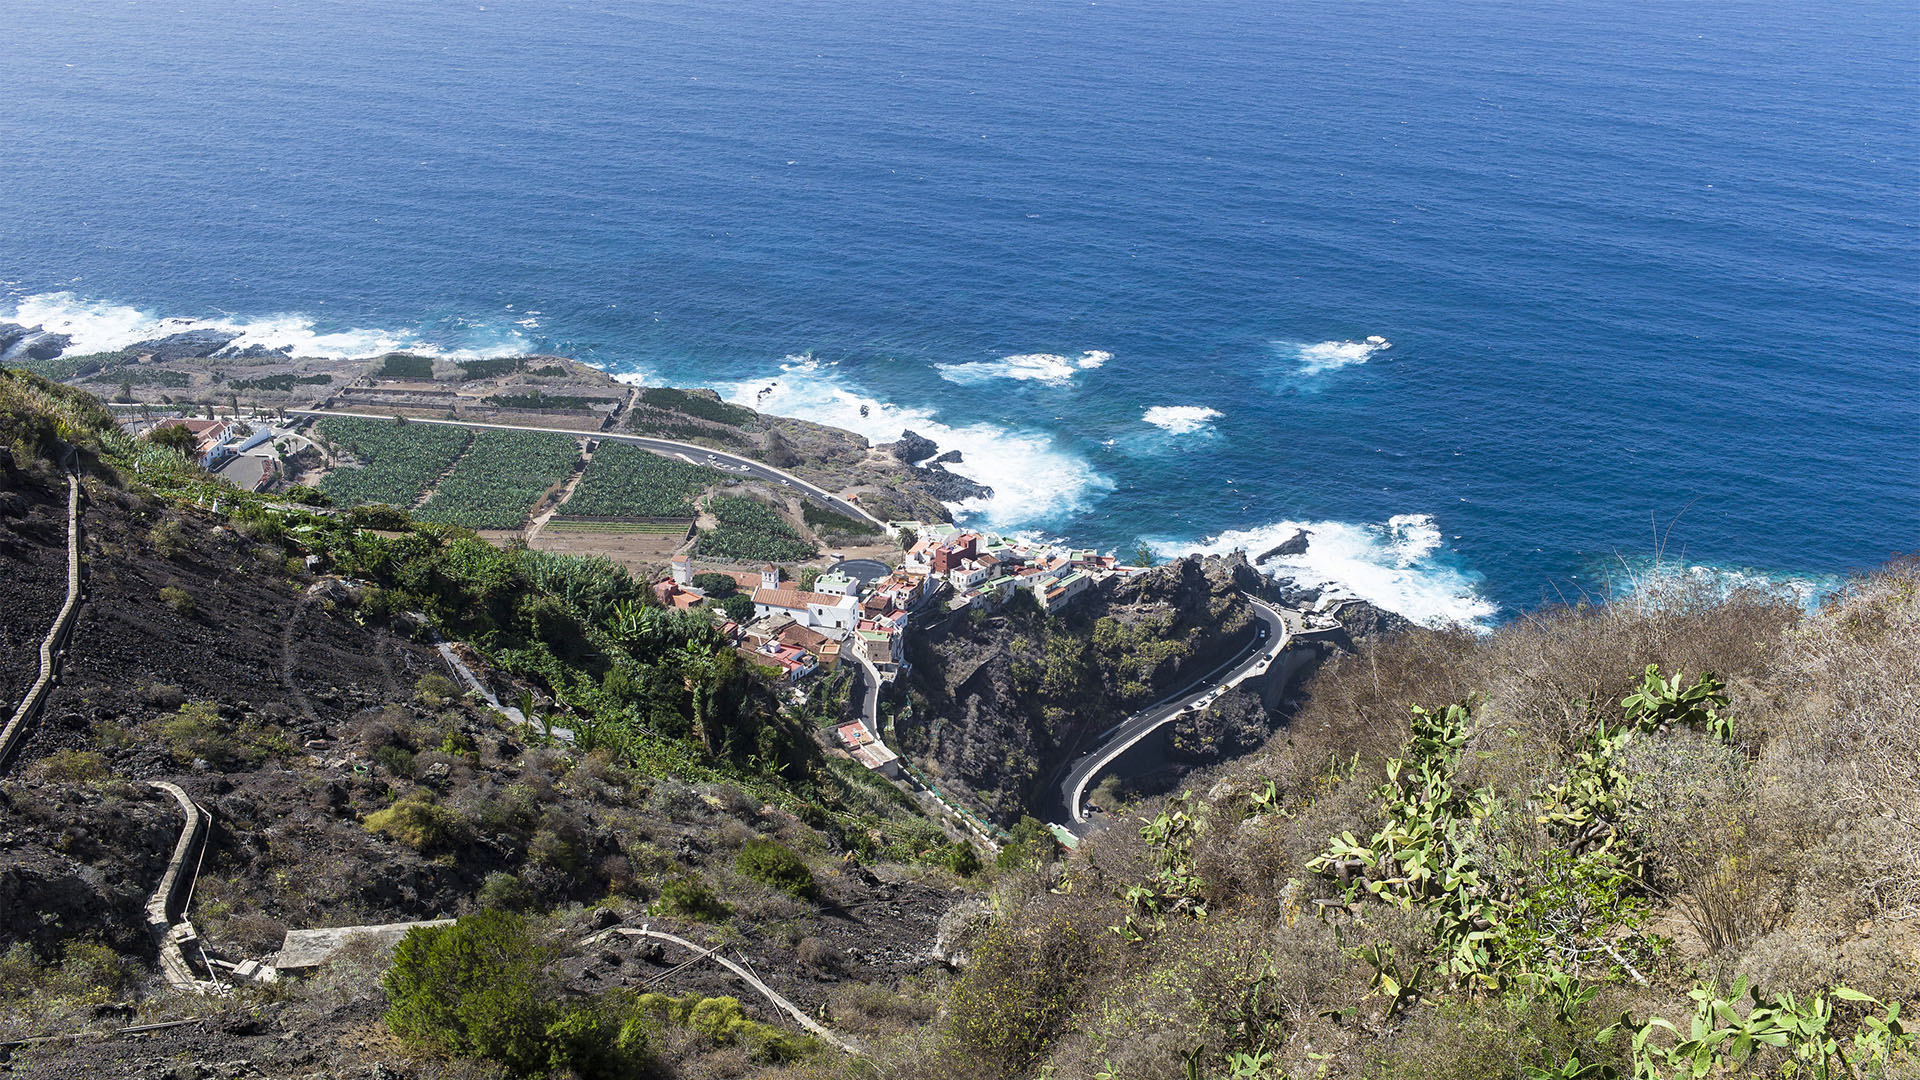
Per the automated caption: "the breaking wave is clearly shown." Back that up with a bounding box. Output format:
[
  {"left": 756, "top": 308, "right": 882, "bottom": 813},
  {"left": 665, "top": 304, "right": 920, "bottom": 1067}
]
[
  {"left": 0, "top": 290, "right": 533, "bottom": 360},
  {"left": 1153, "top": 512, "right": 1496, "bottom": 629},
  {"left": 1598, "top": 557, "right": 1844, "bottom": 613},
  {"left": 1141, "top": 405, "right": 1222, "bottom": 435},
  {"left": 714, "top": 355, "right": 1113, "bottom": 530},
  {"left": 935, "top": 349, "right": 1109, "bottom": 387},
  {"left": 1286, "top": 335, "right": 1391, "bottom": 376}
]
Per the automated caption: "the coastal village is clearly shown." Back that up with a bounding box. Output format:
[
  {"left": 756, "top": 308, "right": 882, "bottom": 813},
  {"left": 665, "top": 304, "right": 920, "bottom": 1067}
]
[
  {"left": 91, "top": 364, "right": 1157, "bottom": 802},
  {"left": 654, "top": 523, "right": 1146, "bottom": 776}
]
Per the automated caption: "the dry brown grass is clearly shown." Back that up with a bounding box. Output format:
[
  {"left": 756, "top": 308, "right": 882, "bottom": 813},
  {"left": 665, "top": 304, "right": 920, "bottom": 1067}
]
[{"left": 900, "top": 563, "right": 1920, "bottom": 1080}]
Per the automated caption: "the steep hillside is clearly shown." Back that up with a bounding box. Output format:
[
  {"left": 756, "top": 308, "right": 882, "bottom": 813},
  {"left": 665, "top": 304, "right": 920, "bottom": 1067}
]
[
  {"left": 907, "top": 569, "right": 1920, "bottom": 1080},
  {"left": 901, "top": 554, "right": 1266, "bottom": 823},
  {"left": 0, "top": 373, "right": 977, "bottom": 1079}
]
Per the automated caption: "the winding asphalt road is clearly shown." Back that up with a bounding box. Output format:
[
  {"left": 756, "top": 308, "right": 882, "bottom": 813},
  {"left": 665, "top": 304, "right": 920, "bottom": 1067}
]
[
  {"left": 1053, "top": 594, "right": 1292, "bottom": 832},
  {"left": 289, "top": 409, "right": 885, "bottom": 527}
]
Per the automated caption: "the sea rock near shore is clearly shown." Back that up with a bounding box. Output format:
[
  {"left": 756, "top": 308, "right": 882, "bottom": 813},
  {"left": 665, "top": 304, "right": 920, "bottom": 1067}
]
[
  {"left": 883, "top": 429, "right": 940, "bottom": 464},
  {"left": 129, "top": 329, "right": 242, "bottom": 362},
  {"left": 1254, "top": 529, "right": 1309, "bottom": 565},
  {"left": 914, "top": 462, "right": 991, "bottom": 502},
  {"left": 22, "top": 331, "right": 73, "bottom": 361},
  {"left": 218, "top": 343, "right": 295, "bottom": 360},
  {"left": 876, "top": 430, "right": 991, "bottom": 501},
  {"left": 0, "top": 323, "right": 30, "bottom": 354}
]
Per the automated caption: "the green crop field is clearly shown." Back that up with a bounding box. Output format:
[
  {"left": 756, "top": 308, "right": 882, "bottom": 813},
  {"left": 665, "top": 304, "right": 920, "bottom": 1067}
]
[
  {"left": 559, "top": 442, "right": 724, "bottom": 518},
  {"left": 315, "top": 417, "right": 472, "bottom": 509},
  {"left": 801, "top": 500, "right": 881, "bottom": 537},
  {"left": 698, "top": 495, "right": 817, "bottom": 563},
  {"left": 638, "top": 386, "right": 757, "bottom": 427},
  {"left": 414, "top": 429, "right": 580, "bottom": 530}
]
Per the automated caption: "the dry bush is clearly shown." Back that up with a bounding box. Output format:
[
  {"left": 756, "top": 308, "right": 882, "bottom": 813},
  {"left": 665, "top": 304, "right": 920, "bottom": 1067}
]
[{"left": 794, "top": 936, "right": 841, "bottom": 975}]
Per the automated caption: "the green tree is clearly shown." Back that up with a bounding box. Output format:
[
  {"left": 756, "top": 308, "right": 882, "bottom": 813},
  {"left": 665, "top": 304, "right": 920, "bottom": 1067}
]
[
  {"left": 718, "top": 593, "right": 756, "bottom": 623},
  {"left": 147, "top": 422, "right": 197, "bottom": 456},
  {"left": 385, "top": 911, "right": 559, "bottom": 1073},
  {"left": 384, "top": 911, "right": 661, "bottom": 1078}
]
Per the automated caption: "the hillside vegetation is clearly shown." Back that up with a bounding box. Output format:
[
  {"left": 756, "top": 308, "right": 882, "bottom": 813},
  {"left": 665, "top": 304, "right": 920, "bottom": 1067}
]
[
  {"left": 2, "top": 371, "right": 1912, "bottom": 1080},
  {"left": 906, "top": 570, "right": 1919, "bottom": 1079}
]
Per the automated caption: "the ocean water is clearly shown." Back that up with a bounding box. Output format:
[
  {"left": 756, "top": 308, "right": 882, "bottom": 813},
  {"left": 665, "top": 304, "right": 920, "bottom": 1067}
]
[{"left": 3, "top": 0, "right": 1915, "bottom": 626}]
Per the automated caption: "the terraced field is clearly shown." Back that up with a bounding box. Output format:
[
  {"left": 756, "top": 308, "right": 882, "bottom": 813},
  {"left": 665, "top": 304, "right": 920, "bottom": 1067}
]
[
  {"left": 315, "top": 417, "right": 472, "bottom": 508},
  {"left": 544, "top": 520, "right": 691, "bottom": 536},
  {"left": 415, "top": 430, "right": 581, "bottom": 530},
  {"left": 558, "top": 442, "right": 724, "bottom": 518}
]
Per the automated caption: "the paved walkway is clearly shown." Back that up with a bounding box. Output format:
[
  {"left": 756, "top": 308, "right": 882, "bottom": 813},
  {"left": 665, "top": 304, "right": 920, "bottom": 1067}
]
[
  {"left": 581, "top": 927, "right": 860, "bottom": 1056},
  {"left": 0, "top": 466, "right": 82, "bottom": 770}
]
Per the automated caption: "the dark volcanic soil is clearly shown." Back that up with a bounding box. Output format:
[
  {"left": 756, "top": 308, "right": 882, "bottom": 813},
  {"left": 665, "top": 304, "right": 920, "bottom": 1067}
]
[
  {"left": 1, "top": 479, "right": 965, "bottom": 1077},
  {"left": 0, "top": 462, "right": 73, "bottom": 710}
]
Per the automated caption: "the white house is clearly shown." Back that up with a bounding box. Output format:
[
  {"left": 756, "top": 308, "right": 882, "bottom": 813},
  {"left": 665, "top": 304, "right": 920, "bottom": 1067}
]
[{"left": 751, "top": 587, "right": 860, "bottom": 637}]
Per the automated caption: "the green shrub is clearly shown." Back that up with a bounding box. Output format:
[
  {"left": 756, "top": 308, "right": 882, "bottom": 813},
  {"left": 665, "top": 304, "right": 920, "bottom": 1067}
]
[
  {"left": 28, "top": 749, "right": 110, "bottom": 784},
  {"left": 157, "top": 584, "right": 195, "bottom": 613},
  {"left": 477, "top": 871, "right": 537, "bottom": 913},
  {"left": 691, "top": 572, "right": 738, "bottom": 598},
  {"left": 736, "top": 839, "right": 817, "bottom": 898},
  {"left": 364, "top": 791, "right": 467, "bottom": 852},
  {"left": 655, "top": 874, "right": 731, "bottom": 921},
  {"left": 633, "top": 992, "right": 814, "bottom": 1063},
  {"left": 159, "top": 700, "right": 287, "bottom": 768},
  {"left": 346, "top": 502, "right": 415, "bottom": 530},
  {"left": 149, "top": 519, "right": 189, "bottom": 558},
  {"left": 371, "top": 744, "right": 415, "bottom": 778},
  {"left": 384, "top": 911, "right": 663, "bottom": 1078},
  {"left": 415, "top": 672, "right": 461, "bottom": 707}
]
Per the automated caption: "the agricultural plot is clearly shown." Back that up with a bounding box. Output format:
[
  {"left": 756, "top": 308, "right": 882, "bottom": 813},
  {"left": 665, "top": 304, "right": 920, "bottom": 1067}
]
[
  {"left": 315, "top": 417, "right": 472, "bottom": 509},
  {"left": 545, "top": 520, "right": 691, "bottom": 536},
  {"left": 698, "top": 495, "right": 817, "bottom": 563},
  {"left": 801, "top": 501, "right": 880, "bottom": 537},
  {"left": 558, "top": 442, "right": 724, "bottom": 518},
  {"left": 415, "top": 429, "right": 580, "bottom": 530}
]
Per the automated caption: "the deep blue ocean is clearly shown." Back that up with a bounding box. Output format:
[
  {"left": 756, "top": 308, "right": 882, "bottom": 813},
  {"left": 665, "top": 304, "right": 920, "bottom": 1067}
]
[{"left": 3, "top": 0, "right": 1915, "bottom": 624}]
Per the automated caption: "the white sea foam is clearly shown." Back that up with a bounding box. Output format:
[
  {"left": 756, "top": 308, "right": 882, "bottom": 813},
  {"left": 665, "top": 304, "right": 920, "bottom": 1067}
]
[
  {"left": 1153, "top": 512, "right": 1497, "bottom": 629},
  {"left": 0, "top": 291, "right": 532, "bottom": 360},
  {"left": 1291, "top": 335, "right": 1391, "bottom": 376},
  {"left": 723, "top": 355, "right": 1112, "bottom": 529},
  {"left": 1141, "top": 405, "right": 1223, "bottom": 435},
  {"left": 610, "top": 369, "right": 654, "bottom": 387},
  {"left": 935, "top": 349, "right": 1109, "bottom": 387},
  {"left": 1602, "top": 558, "right": 1842, "bottom": 613}
]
